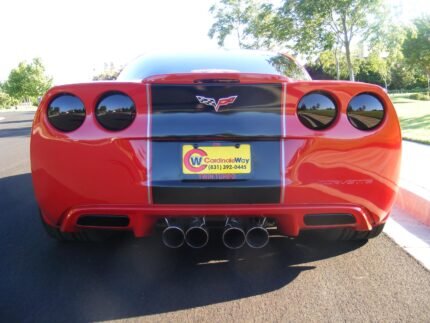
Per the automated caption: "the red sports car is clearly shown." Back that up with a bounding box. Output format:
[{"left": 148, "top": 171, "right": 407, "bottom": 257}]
[{"left": 31, "top": 50, "right": 401, "bottom": 248}]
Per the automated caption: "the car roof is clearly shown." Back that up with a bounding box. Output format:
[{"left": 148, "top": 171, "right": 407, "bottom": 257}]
[{"left": 117, "top": 50, "right": 310, "bottom": 80}]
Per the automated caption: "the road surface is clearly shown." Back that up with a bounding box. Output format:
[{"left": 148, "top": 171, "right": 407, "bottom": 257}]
[{"left": 0, "top": 111, "right": 429, "bottom": 322}]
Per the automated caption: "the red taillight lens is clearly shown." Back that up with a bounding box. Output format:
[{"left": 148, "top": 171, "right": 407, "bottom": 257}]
[
  {"left": 297, "top": 92, "right": 337, "bottom": 130},
  {"left": 347, "top": 93, "right": 385, "bottom": 130},
  {"left": 95, "top": 92, "right": 136, "bottom": 131},
  {"left": 47, "top": 94, "right": 86, "bottom": 132}
]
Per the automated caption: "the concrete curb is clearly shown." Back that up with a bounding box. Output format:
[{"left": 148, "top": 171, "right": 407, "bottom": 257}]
[
  {"left": 395, "top": 180, "right": 430, "bottom": 227},
  {"left": 385, "top": 206, "right": 430, "bottom": 271},
  {"left": 0, "top": 108, "right": 38, "bottom": 113}
]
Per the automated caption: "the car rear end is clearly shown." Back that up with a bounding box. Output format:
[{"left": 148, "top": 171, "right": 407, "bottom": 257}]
[{"left": 31, "top": 54, "right": 401, "bottom": 248}]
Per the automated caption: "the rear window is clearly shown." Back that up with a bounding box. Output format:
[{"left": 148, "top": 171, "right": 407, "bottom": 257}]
[{"left": 118, "top": 51, "right": 311, "bottom": 81}]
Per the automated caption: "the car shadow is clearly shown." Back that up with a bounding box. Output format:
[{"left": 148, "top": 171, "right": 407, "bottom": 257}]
[
  {"left": 0, "top": 126, "right": 32, "bottom": 138},
  {"left": 0, "top": 173, "right": 366, "bottom": 322},
  {"left": 0, "top": 119, "right": 35, "bottom": 125}
]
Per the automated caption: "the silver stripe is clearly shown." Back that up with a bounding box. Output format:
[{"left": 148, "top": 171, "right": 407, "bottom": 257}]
[
  {"left": 280, "top": 139, "right": 286, "bottom": 203},
  {"left": 282, "top": 82, "right": 287, "bottom": 137},
  {"left": 280, "top": 83, "right": 287, "bottom": 203},
  {"left": 146, "top": 83, "right": 152, "bottom": 204}
]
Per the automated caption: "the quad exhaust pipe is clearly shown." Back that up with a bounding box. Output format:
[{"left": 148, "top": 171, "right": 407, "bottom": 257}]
[
  {"left": 185, "top": 218, "right": 209, "bottom": 248},
  {"left": 223, "top": 218, "right": 269, "bottom": 249},
  {"left": 163, "top": 217, "right": 269, "bottom": 249},
  {"left": 162, "top": 221, "right": 185, "bottom": 248},
  {"left": 245, "top": 224, "right": 269, "bottom": 249},
  {"left": 222, "top": 218, "right": 246, "bottom": 249},
  {"left": 162, "top": 218, "right": 209, "bottom": 249}
]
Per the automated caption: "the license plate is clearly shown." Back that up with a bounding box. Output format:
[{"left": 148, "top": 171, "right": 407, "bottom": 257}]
[{"left": 182, "top": 144, "right": 251, "bottom": 175}]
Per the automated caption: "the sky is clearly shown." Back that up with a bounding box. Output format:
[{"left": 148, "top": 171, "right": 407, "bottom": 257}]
[{"left": 0, "top": 0, "right": 429, "bottom": 85}]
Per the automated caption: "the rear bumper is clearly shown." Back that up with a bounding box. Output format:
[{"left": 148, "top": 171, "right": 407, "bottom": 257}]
[
  {"left": 32, "top": 81, "right": 401, "bottom": 240},
  {"left": 47, "top": 203, "right": 378, "bottom": 238}
]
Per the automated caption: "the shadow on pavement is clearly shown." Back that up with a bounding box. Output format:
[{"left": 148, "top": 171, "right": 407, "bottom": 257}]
[
  {"left": 0, "top": 173, "right": 366, "bottom": 322},
  {"left": 0, "top": 127, "right": 32, "bottom": 138},
  {"left": 0, "top": 119, "right": 35, "bottom": 125}
]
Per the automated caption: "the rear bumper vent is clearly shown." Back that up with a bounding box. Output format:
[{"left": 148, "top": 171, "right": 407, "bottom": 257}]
[
  {"left": 77, "top": 215, "right": 130, "bottom": 227},
  {"left": 304, "top": 214, "right": 356, "bottom": 226}
]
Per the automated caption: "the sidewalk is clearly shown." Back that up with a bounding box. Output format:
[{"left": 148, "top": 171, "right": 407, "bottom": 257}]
[
  {"left": 385, "top": 206, "right": 430, "bottom": 271},
  {"left": 0, "top": 106, "right": 37, "bottom": 113},
  {"left": 396, "top": 140, "right": 430, "bottom": 226},
  {"left": 384, "top": 140, "right": 430, "bottom": 270}
]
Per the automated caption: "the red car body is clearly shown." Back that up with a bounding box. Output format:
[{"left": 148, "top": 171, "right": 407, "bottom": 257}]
[{"left": 31, "top": 51, "right": 401, "bottom": 248}]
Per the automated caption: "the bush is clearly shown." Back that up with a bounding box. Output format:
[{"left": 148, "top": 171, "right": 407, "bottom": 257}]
[
  {"left": 0, "top": 91, "right": 19, "bottom": 109},
  {"left": 389, "top": 88, "right": 429, "bottom": 94},
  {"left": 408, "top": 93, "right": 430, "bottom": 100},
  {"left": 31, "top": 96, "right": 41, "bottom": 106}
]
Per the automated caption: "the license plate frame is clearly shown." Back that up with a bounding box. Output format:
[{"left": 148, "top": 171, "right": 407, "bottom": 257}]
[{"left": 182, "top": 144, "right": 252, "bottom": 179}]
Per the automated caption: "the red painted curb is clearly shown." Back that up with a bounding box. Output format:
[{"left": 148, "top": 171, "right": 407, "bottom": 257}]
[{"left": 395, "top": 185, "right": 430, "bottom": 226}]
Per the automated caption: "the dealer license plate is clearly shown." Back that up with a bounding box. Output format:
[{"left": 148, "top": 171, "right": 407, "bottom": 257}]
[{"left": 182, "top": 144, "right": 251, "bottom": 175}]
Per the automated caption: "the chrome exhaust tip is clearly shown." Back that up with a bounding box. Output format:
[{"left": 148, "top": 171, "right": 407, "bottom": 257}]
[
  {"left": 222, "top": 218, "right": 246, "bottom": 249},
  {"left": 246, "top": 226, "right": 269, "bottom": 248},
  {"left": 162, "top": 225, "right": 185, "bottom": 248},
  {"left": 185, "top": 226, "right": 209, "bottom": 248}
]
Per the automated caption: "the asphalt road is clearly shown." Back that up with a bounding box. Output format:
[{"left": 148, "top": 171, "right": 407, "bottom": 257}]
[{"left": 1, "top": 111, "right": 430, "bottom": 323}]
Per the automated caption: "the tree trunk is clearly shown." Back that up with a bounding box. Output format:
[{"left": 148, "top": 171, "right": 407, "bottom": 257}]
[
  {"left": 237, "top": 28, "right": 243, "bottom": 49},
  {"left": 427, "top": 73, "right": 430, "bottom": 96},
  {"left": 334, "top": 48, "right": 340, "bottom": 80},
  {"left": 342, "top": 16, "right": 355, "bottom": 81},
  {"left": 236, "top": 0, "right": 243, "bottom": 49},
  {"left": 344, "top": 41, "right": 354, "bottom": 81}
]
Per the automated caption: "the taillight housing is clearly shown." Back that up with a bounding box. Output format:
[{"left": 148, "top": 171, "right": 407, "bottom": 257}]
[
  {"left": 95, "top": 92, "right": 136, "bottom": 131},
  {"left": 297, "top": 92, "right": 337, "bottom": 130},
  {"left": 47, "top": 94, "right": 86, "bottom": 132},
  {"left": 347, "top": 93, "right": 385, "bottom": 130}
]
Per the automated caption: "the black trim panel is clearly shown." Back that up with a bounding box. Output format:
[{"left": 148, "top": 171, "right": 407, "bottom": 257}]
[
  {"left": 151, "top": 84, "right": 282, "bottom": 139},
  {"left": 304, "top": 214, "right": 356, "bottom": 226},
  {"left": 153, "top": 186, "right": 280, "bottom": 204},
  {"left": 152, "top": 140, "right": 281, "bottom": 204},
  {"left": 77, "top": 215, "right": 130, "bottom": 227}
]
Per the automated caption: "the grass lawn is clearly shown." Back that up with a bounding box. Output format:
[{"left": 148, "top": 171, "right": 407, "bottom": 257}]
[{"left": 390, "top": 94, "right": 430, "bottom": 144}]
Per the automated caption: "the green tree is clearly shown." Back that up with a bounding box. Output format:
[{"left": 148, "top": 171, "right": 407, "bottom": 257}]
[
  {"left": 365, "top": 21, "right": 407, "bottom": 90},
  {"left": 0, "top": 91, "right": 19, "bottom": 109},
  {"left": 307, "top": 48, "right": 365, "bottom": 81},
  {"left": 390, "top": 62, "right": 426, "bottom": 90},
  {"left": 3, "top": 58, "right": 52, "bottom": 103},
  {"left": 274, "top": 0, "right": 385, "bottom": 81},
  {"left": 208, "top": 0, "right": 262, "bottom": 48},
  {"left": 355, "top": 53, "right": 387, "bottom": 86},
  {"left": 317, "top": 49, "right": 350, "bottom": 80},
  {"left": 210, "top": 0, "right": 386, "bottom": 81},
  {"left": 93, "top": 62, "right": 121, "bottom": 81},
  {"left": 403, "top": 16, "right": 430, "bottom": 93}
]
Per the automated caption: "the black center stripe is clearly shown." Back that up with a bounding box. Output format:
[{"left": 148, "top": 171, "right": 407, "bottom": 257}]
[
  {"left": 151, "top": 141, "right": 281, "bottom": 204},
  {"left": 150, "top": 83, "right": 283, "bottom": 205},
  {"left": 151, "top": 84, "right": 282, "bottom": 139}
]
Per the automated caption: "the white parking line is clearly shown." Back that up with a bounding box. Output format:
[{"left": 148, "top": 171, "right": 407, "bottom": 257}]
[
  {"left": 385, "top": 206, "right": 430, "bottom": 271},
  {"left": 0, "top": 117, "right": 5, "bottom": 121}
]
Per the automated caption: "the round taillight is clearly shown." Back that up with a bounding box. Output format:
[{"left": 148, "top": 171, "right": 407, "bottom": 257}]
[
  {"left": 95, "top": 92, "right": 136, "bottom": 131},
  {"left": 347, "top": 93, "right": 385, "bottom": 130},
  {"left": 297, "top": 92, "right": 337, "bottom": 130},
  {"left": 47, "top": 94, "right": 86, "bottom": 132}
]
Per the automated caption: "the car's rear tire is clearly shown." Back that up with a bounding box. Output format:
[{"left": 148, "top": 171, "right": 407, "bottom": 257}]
[
  {"left": 39, "top": 210, "right": 126, "bottom": 242},
  {"left": 298, "top": 223, "right": 385, "bottom": 242}
]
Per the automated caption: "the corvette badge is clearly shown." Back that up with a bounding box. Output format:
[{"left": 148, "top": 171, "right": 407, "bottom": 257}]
[{"left": 196, "top": 95, "right": 238, "bottom": 112}]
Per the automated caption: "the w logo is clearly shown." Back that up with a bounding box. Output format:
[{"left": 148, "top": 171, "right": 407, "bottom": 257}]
[
  {"left": 190, "top": 156, "right": 203, "bottom": 166},
  {"left": 183, "top": 148, "right": 207, "bottom": 172},
  {"left": 196, "top": 95, "right": 238, "bottom": 112}
]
